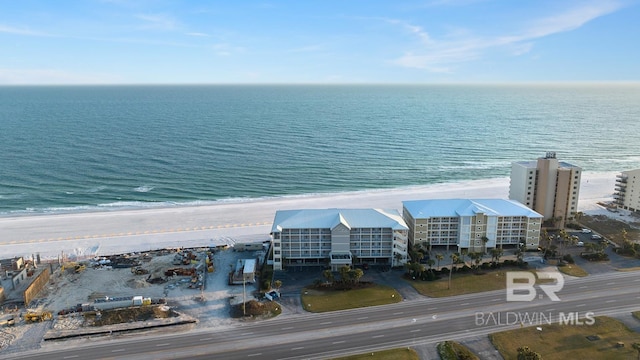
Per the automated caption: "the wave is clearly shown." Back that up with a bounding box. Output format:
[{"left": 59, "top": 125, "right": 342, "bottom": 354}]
[
  {"left": 134, "top": 185, "right": 154, "bottom": 193},
  {"left": 0, "top": 193, "right": 26, "bottom": 200},
  {"left": 0, "top": 171, "right": 619, "bottom": 217},
  {"left": 87, "top": 186, "right": 107, "bottom": 193}
]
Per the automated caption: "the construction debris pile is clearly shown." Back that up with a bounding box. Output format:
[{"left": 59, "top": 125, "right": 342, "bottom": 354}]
[{"left": 0, "top": 243, "right": 265, "bottom": 351}]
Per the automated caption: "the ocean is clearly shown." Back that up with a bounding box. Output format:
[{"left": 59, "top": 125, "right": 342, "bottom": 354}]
[{"left": 1, "top": 84, "right": 639, "bottom": 215}]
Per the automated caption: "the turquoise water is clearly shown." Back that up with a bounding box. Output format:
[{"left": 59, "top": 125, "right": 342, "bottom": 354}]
[{"left": 1, "top": 84, "right": 639, "bottom": 215}]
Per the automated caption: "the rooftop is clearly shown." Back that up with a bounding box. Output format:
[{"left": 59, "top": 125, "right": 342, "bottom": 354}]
[
  {"left": 402, "top": 199, "right": 543, "bottom": 218},
  {"left": 271, "top": 208, "right": 408, "bottom": 232}
]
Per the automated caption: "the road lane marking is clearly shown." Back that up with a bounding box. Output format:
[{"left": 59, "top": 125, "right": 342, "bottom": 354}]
[
  {"left": 199, "top": 337, "right": 213, "bottom": 341},
  {"left": 372, "top": 335, "right": 385, "bottom": 338},
  {"left": 428, "top": 307, "right": 437, "bottom": 310},
  {"left": 247, "top": 353, "right": 262, "bottom": 357},
  {"left": 320, "top": 321, "right": 332, "bottom": 325},
  {"left": 576, "top": 304, "right": 586, "bottom": 307},
  {"left": 393, "top": 312, "right": 404, "bottom": 315},
  {"left": 63, "top": 356, "right": 79, "bottom": 359},
  {"left": 291, "top": 347, "right": 305, "bottom": 350},
  {"left": 605, "top": 300, "right": 616, "bottom": 303},
  {"left": 460, "top": 303, "right": 469, "bottom": 306},
  {"left": 357, "top": 316, "right": 369, "bottom": 320},
  {"left": 156, "top": 343, "right": 170, "bottom": 347},
  {"left": 333, "top": 341, "right": 346, "bottom": 344},
  {"left": 580, "top": 286, "right": 588, "bottom": 289},
  {"left": 282, "top": 327, "right": 294, "bottom": 330},
  {"left": 111, "top": 349, "right": 125, "bottom": 352},
  {"left": 241, "top": 332, "right": 254, "bottom": 335},
  {"left": 410, "top": 329, "right": 421, "bottom": 333},
  {"left": 547, "top": 309, "right": 555, "bottom": 312}
]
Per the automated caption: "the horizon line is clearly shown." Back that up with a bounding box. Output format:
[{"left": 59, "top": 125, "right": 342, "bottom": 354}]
[{"left": 1, "top": 81, "right": 640, "bottom": 87}]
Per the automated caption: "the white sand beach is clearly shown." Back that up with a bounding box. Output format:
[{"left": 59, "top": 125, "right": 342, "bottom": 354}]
[{"left": 0, "top": 172, "right": 618, "bottom": 260}]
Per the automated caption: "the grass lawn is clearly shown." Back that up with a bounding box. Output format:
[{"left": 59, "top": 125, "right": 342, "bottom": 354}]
[
  {"left": 558, "top": 264, "right": 589, "bottom": 277},
  {"left": 437, "top": 340, "right": 479, "bottom": 360},
  {"left": 490, "top": 316, "right": 640, "bottom": 360},
  {"left": 301, "top": 285, "right": 402, "bottom": 313},
  {"left": 633, "top": 311, "right": 640, "bottom": 321},
  {"left": 331, "top": 348, "right": 418, "bottom": 360},
  {"left": 407, "top": 269, "right": 551, "bottom": 297}
]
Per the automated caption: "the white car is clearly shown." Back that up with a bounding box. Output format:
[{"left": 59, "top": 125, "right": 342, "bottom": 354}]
[
  {"left": 591, "top": 234, "right": 602, "bottom": 240},
  {"left": 581, "top": 229, "right": 592, "bottom": 233},
  {"left": 576, "top": 241, "right": 585, "bottom": 247}
]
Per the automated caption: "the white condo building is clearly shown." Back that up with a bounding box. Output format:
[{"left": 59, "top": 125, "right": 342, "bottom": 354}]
[
  {"left": 509, "top": 152, "right": 582, "bottom": 227},
  {"left": 270, "top": 209, "right": 409, "bottom": 271},
  {"left": 402, "top": 199, "right": 543, "bottom": 251},
  {"left": 614, "top": 169, "right": 640, "bottom": 212}
]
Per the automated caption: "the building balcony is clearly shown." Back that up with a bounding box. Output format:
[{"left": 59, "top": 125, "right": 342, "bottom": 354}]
[
  {"left": 613, "top": 192, "right": 625, "bottom": 200},
  {"left": 616, "top": 174, "right": 628, "bottom": 182}
]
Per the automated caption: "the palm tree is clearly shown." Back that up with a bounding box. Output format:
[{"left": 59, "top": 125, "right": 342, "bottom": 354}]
[
  {"left": 516, "top": 243, "right": 526, "bottom": 264},
  {"left": 322, "top": 269, "right": 334, "bottom": 284},
  {"left": 427, "top": 259, "right": 435, "bottom": 270},
  {"left": 491, "top": 248, "right": 503, "bottom": 266},
  {"left": 339, "top": 265, "right": 351, "bottom": 284},
  {"left": 448, "top": 252, "right": 460, "bottom": 290},
  {"left": 413, "top": 250, "right": 425, "bottom": 264},
  {"left": 274, "top": 279, "right": 282, "bottom": 291},
  {"left": 470, "top": 252, "right": 483, "bottom": 270},
  {"left": 349, "top": 268, "right": 364, "bottom": 284},
  {"left": 481, "top": 236, "right": 489, "bottom": 254},
  {"left": 435, "top": 254, "right": 444, "bottom": 270},
  {"left": 394, "top": 252, "right": 403, "bottom": 267}
]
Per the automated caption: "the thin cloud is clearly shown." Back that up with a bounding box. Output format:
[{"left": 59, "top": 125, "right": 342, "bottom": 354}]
[
  {"left": 186, "top": 32, "right": 210, "bottom": 37},
  {"left": 0, "top": 24, "right": 53, "bottom": 37},
  {"left": 135, "top": 13, "right": 179, "bottom": 31},
  {"left": 392, "top": 1, "right": 625, "bottom": 72}
]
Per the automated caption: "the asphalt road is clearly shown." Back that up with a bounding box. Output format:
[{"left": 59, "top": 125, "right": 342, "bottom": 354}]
[{"left": 6, "top": 271, "right": 640, "bottom": 360}]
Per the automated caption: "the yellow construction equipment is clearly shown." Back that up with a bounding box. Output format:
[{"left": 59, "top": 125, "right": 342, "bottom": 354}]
[{"left": 24, "top": 311, "right": 53, "bottom": 322}]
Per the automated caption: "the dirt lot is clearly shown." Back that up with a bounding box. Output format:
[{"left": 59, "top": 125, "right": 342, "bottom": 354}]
[{"left": 0, "top": 247, "right": 263, "bottom": 353}]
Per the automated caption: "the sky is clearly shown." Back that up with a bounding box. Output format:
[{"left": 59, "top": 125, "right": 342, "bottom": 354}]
[{"left": 1, "top": 0, "right": 639, "bottom": 85}]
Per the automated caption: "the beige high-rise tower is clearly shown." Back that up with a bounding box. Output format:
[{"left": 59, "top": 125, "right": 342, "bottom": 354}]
[{"left": 509, "top": 152, "right": 582, "bottom": 228}]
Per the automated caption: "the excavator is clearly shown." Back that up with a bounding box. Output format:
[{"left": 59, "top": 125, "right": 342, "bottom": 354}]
[{"left": 24, "top": 311, "right": 53, "bottom": 322}]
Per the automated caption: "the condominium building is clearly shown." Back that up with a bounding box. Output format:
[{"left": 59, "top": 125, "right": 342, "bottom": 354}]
[
  {"left": 614, "top": 169, "right": 640, "bottom": 212},
  {"left": 509, "top": 152, "right": 582, "bottom": 227},
  {"left": 402, "top": 199, "right": 543, "bottom": 252},
  {"left": 270, "top": 209, "right": 409, "bottom": 271}
]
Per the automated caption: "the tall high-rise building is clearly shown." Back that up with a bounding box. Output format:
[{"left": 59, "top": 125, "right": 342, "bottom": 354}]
[
  {"left": 509, "top": 152, "right": 582, "bottom": 227},
  {"left": 614, "top": 169, "right": 640, "bottom": 212}
]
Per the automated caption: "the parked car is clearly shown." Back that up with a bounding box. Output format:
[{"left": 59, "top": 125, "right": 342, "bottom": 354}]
[
  {"left": 591, "top": 234, "right": 602, "bottom": 240},
  {"left": 576, "top": 241, "right": 585, "bottom": 247},
  {"left": 581, "top": 229, "right": 592, "bottom": 233}
]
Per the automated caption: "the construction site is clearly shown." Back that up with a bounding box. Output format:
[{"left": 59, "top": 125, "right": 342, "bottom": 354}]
[{"left": 0, "top": 243, "right": 270, "bottom": 354}]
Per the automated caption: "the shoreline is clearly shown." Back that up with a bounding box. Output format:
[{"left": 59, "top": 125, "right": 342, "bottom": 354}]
[{"left": 0, "top": 171, "right": 618, "bottom": 260}]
